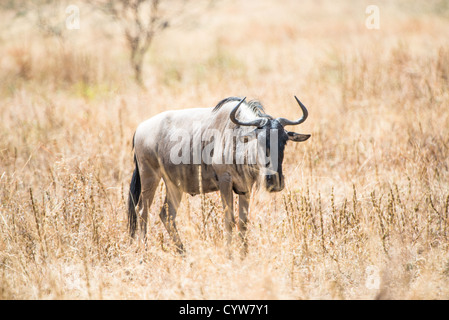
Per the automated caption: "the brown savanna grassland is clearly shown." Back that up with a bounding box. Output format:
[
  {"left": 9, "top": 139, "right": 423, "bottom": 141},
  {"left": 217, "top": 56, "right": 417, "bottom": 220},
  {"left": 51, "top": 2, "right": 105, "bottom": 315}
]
[{"left": 1, "top": 0, "right": 449, "bottom": 299}]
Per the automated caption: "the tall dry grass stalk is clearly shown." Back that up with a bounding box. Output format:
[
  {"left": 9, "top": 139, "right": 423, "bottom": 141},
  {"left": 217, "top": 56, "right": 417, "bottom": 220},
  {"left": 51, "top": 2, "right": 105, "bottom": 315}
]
[{"left": 0, "top": 0, "right": 449, "bottom": 299}]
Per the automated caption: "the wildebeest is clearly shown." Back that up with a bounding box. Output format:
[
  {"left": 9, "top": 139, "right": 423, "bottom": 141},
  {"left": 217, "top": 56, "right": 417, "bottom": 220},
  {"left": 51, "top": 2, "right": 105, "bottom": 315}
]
[{"left": 128, "top": 96, "right": 310, "bottom": 254}]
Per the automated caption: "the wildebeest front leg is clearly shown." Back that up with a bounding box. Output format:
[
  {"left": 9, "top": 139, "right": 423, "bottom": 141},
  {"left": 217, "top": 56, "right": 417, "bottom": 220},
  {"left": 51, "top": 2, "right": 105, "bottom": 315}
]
[
  {"left": 238, "top": 193, "right": 250, "bottom": 256},
  {"left": 160, "top": 180, "right": 184, "bottom": 254},
  {"left": 218, "top": 173, "right": 235, "bottom": 249}
]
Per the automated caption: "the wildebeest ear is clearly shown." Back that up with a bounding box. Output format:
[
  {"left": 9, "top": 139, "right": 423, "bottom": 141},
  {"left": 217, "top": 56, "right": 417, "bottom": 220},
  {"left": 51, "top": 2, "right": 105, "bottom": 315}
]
[{"left": 287, "top": 132, "right": 311, "bottom": 142}]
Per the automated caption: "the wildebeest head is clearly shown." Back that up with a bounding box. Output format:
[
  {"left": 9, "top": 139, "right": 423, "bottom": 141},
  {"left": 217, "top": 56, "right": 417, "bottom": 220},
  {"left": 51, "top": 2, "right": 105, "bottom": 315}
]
[{"left": 230, "top": 96, "right": 310, "bottom": 192}]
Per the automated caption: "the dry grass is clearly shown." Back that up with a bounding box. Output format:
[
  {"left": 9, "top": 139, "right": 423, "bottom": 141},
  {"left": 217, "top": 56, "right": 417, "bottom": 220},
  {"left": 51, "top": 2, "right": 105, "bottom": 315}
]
[{"left": 1, "top": 0, "right": 449, "bottom": 299}]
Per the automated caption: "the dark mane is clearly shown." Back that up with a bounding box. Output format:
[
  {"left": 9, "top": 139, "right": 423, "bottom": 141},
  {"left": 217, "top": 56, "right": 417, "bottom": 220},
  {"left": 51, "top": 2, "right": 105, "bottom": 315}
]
[{"left": 212, "top": 97, "right": 265, "bottom": 116}]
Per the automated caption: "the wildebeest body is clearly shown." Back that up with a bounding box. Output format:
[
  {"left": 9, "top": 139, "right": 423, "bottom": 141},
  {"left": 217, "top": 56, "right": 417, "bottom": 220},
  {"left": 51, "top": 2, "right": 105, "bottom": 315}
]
[{"left": 134, "top": 104, "right": 256, "bottom": 195}]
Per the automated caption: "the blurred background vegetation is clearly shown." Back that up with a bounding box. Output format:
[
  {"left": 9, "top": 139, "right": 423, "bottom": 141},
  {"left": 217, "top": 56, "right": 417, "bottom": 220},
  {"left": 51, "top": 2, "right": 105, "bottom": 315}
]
[{"left": 1, "top": 0, "right": 449, "bottom": 299}]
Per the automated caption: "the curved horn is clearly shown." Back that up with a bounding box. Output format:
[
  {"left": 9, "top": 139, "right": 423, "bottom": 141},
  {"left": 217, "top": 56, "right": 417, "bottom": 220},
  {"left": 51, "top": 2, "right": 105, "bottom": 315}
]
[
  {"left": 230, "top": 97, "right": 268, "bottom": 127},
  {"left": 277, "top": 96, "right": 309, "bottom": 127}
]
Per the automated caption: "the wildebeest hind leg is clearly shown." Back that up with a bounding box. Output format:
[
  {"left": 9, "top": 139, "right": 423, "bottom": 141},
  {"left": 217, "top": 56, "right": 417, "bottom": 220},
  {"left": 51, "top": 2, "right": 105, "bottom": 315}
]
[
  {"left": 138, "top": 169, "right": 160, "bottom": 241},
  {"left": 160, "top": 180, "right": 184, "bottom": 254}
]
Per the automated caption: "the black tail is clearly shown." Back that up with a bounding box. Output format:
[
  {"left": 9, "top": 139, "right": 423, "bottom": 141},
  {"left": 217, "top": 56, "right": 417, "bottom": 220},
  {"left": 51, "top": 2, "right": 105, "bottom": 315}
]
[{"left": 128, "top": 153, "right": 141, "bottom": 238}]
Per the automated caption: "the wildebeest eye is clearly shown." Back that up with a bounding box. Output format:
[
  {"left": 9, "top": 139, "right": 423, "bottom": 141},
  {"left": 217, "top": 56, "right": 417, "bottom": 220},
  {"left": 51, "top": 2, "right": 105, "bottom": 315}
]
[{"left": 239, "top": 129, "right": 257, "bottom": 143}]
